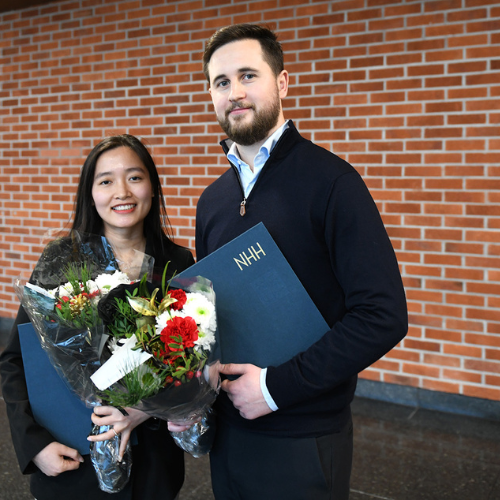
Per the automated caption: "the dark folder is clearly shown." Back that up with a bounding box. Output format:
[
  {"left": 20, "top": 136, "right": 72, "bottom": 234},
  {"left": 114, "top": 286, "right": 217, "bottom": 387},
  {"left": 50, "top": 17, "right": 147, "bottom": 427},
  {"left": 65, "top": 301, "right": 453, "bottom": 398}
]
[
  {"left": 173, "top": 223, "right": 329, "bottom": 367},
  {"left": 18, "top": 322, "right": 93, "bottom": 455}
]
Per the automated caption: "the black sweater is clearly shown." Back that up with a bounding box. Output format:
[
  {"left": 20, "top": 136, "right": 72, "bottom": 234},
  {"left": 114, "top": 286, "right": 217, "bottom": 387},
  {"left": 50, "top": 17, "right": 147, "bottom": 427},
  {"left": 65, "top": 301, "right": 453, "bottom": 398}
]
[{"left": 196, "top": 121, "right": 408, "bottom": 437}]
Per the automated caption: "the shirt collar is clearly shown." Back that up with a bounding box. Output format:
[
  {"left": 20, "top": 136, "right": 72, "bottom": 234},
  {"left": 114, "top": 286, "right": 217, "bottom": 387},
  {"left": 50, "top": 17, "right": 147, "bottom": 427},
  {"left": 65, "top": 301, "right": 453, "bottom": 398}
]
[{"left": 227, "top": 120, "right": 290, "bottom": 169}]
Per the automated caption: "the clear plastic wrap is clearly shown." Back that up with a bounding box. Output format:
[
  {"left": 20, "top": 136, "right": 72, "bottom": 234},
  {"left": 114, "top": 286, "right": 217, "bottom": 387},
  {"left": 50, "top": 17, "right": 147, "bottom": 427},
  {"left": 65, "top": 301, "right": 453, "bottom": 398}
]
[
  {"left": 88, "top": 424, "right": 132, "bottom": 493},
  {"left": 169, "top": 407, "right": 217, "bottom": 458}
]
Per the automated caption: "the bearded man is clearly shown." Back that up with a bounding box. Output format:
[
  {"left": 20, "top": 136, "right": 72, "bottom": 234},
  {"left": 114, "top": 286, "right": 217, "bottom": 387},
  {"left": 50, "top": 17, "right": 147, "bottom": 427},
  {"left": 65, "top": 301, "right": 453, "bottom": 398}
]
[{"left": 195, "top": 23, "right": 408, "bottom": 500}]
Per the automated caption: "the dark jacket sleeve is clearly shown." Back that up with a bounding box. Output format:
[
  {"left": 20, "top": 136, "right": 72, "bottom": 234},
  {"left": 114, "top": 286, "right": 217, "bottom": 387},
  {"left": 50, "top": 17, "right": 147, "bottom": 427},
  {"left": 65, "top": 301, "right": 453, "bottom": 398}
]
[
  {"left": 0, "top": 306, "right": 56, "bottom": 474},
  {"left": 266, "top": 171, "right": 408, "bottom": 409}
]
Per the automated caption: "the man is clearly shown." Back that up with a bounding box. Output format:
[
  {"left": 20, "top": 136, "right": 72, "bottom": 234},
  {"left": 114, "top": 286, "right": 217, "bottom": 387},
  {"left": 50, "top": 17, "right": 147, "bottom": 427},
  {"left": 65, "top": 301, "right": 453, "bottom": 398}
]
[{"left": 196, "top": 24, "right": 408, "bottom": 499}]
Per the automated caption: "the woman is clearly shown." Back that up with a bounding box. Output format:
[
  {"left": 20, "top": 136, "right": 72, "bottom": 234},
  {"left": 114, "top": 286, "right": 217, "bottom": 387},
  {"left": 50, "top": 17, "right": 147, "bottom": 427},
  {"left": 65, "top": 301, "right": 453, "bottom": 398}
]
[{"left": 0, "top": 135, "right": 194, "bottom": 500}]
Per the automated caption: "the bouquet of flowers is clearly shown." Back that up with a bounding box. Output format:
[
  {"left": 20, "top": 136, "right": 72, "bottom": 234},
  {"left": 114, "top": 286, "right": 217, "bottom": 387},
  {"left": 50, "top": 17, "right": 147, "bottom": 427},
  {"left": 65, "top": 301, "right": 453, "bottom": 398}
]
[
  {"left": 14, "top": 230, "right": 153, "bottom": 493},
  {"left": 14, "top": 233, "right": 138, "bottom": 403},
  {"left": 90, "top": 269, "right": 220, "bottom": 463}
]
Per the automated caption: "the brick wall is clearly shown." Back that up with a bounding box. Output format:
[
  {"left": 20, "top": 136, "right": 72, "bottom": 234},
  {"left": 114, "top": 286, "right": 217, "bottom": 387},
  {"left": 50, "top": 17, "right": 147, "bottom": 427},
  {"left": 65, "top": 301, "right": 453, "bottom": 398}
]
[{"left": 1, "top": 0, "right": 499, "bottom": 402}]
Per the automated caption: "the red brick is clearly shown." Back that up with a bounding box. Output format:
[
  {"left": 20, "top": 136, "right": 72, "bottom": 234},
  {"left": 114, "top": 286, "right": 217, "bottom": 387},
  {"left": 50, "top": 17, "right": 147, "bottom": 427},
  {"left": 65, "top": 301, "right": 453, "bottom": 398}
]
[
  {"left": 465, "top": 359, "right": 500, "bottom": 374},
  {"left": 426, "top": 303, "right": 464, "bottom": 318},
  {"left": 424, "top": 128, "right": 463, "bottom": 138},
  {"left": 426, "top": 328, "right": 462, "bottom": 343},
  {"left": 450, "top": 88, "right": 488, "bottom": 100},
  {"left": 443, "top": 368, "right": 482, "bottom": 383},
  {"left": 426, "top": 279, "right": 464, "bottom": 292},
  {"left": 485, "top": 375, "right": 500, "bottom": 387},
  {"left": 403, "top": 362, "right": 441, "bottom": 377},
  {"left": 408, "top": 313, "right": 443, "bottom": 328},
  {"left": 447, "top": 292, "right": 485, "bottom": 307},
  {"left": 466, "top": 19, "right": 500, "bottom": 34},
  {"left": 423, "top": 379, "right": 462, "bottom": 394},
  {"left": 408, "top": 110, "right": 447, "bottom": 126},
  {"left": 386, "top": 28, "right": 423, "bottom": 42},
  {"left": 405, "top": 265, "right": 442, "bottom": 277},
  {"left": 467, "top": 306, "right": 500, "bottom": 322},
  {"left": 425, "top": 254, "right": 462, "bottom": 266},
  {"left": 448, "top": 113, "right": 486, "bottom": 125},
  {"left": 448, "top": 8, "right": 487, "bottom": 22},
  {"left": 449, "top": 34, "right": 489, "bottom": 48},
  {"left": 445, "top": 267, "right": 484, "bottom": 281},
  {"left": 487, "top": 349, "right": 500, "bottom": 362}
]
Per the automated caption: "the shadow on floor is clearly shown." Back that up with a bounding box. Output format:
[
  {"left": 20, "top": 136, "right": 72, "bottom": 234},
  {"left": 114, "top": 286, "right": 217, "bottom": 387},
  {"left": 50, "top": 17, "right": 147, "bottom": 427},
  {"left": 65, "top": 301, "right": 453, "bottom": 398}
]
[{"left": 1, "top": 390, "right": 499, "bottom": 500}]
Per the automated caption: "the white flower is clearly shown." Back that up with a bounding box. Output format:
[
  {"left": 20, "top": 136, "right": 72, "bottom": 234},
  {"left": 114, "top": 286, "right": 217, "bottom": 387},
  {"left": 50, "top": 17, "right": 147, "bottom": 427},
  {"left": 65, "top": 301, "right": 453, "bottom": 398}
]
[
  {"left": 155, "top": 309, "right": 186, "bottom": 337},
  {"left": 54, "top": 281, "right": 75, "bottom": 298},
  {"left": 194, "top": 328, "right": 216, "bottom": 351},
  {"left": 182, "top": 292, "right": 216, "bottom": 333},
  {"left": 94, "top": 271, "right": 131, "bottom": 295},
  {"left": 86, "top": 280, "right": 99, "bottom": 295}
]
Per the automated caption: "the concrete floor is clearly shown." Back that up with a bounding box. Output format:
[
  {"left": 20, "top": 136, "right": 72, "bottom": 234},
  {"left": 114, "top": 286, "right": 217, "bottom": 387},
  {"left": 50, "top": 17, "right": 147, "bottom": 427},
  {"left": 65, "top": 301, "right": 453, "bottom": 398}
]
[{"left": 1, "top": 391, "right": 499, "bottom": 499}]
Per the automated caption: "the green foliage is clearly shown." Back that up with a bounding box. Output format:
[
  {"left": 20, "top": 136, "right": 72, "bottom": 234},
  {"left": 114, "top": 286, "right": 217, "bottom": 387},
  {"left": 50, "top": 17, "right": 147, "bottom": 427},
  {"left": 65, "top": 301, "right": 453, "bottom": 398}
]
[
  {"left": 63, "top": 261, "right": 94, "bottom": 295},
  {"left": 99, "top": 364, "right": 164, "bottom": 408},
  {"left": 106, "top": 296, "right": 141, "bottom": 338}
]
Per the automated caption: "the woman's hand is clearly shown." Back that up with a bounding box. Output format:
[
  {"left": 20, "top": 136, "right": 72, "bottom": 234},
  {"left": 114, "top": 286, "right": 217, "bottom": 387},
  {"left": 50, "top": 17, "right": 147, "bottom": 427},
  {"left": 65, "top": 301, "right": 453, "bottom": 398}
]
[
  {"left": 87, "top": 406, "right": 149, "bottom": 460},
  {"left": 33, "top": 442, "right": 84, "bottom": 476},
  {"left": 167, "top": 421, "right": 193, "bottom": 432}
]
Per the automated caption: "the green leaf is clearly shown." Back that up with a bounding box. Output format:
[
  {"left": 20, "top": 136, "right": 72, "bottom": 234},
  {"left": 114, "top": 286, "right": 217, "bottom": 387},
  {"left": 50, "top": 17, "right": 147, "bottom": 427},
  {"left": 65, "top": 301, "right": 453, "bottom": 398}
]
[
  {"left": 127, "top": 296, "right": 158, "bottom": 316},
  {"left": 158, "top": 296, "right": 177, "bottom": 314}
]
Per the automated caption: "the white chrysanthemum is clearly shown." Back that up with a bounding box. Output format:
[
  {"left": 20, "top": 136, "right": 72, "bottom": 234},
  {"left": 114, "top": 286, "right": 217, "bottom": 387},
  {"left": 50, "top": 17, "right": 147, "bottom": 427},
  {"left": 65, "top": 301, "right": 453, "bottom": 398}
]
[
  {"left": 55, "top": 281, "right": 76, "bottom": 298},
  {"left": 183, "top": 292, "right": 216, "bottom": 333},
  {"left": 86, "top": 280, "right": 99, "bottom": 295},
  {"left": 194, "top": 328, "right": 216, "bottom": 351},
  {"left": 94, "top": 271, "right": 131, "bottom": 295},
  {"left": 155, "top": 309, "right": 186, "bottom": 337}
]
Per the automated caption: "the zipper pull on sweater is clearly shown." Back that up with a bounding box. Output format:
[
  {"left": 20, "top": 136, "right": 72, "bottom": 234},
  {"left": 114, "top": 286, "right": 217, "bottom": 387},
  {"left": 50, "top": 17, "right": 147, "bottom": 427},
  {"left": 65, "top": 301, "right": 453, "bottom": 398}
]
[{"left": 240, "top": 199, "right": 246, "bottom": 216}]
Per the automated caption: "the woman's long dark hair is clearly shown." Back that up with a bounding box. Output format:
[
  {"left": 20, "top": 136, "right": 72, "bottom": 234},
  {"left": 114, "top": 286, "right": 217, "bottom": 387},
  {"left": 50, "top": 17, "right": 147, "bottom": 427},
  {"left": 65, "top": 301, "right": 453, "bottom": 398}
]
[{"left": 72, "top": 134, "right": 174, "bottom": 249}]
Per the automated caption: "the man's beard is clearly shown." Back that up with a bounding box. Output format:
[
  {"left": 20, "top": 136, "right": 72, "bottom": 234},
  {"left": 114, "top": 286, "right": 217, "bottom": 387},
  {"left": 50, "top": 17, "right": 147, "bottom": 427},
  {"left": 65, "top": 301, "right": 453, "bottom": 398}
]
[{"left": 217, "top": 92, "right": 281, "bottom": 146}]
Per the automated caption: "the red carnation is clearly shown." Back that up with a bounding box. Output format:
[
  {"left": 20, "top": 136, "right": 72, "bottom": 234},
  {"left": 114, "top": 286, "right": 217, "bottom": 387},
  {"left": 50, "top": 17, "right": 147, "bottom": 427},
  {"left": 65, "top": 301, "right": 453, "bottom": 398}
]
[
  {"left": 160, "top": 316, "right": 199, "bottom": 353},
  {"left": 166, "top": 289, "right": 187, "bottom": 311}
]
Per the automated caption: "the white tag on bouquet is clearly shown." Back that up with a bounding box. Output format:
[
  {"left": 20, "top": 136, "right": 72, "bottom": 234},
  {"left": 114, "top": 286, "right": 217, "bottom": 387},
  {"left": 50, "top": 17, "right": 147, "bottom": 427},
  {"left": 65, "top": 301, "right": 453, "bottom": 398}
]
[{"left": 91, "top": 336, "right": 152, "bottom": 391}]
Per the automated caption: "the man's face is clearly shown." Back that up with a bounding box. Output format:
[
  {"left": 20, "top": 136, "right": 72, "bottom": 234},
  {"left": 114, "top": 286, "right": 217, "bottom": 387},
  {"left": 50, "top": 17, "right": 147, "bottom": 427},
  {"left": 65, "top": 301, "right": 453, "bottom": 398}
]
[{"left": 207, "top": 39, "right": 288, "bottom": 146}]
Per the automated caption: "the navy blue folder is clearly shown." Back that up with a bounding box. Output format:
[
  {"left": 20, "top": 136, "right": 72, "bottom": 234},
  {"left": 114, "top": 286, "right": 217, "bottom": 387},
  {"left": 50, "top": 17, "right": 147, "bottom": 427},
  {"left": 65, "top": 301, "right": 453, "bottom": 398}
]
[
  {"left": 18, "top": 322, "right": 93, "bottom": 455},
  {"left": 173, "top": 223, "right": 329, "bottom": 367}
]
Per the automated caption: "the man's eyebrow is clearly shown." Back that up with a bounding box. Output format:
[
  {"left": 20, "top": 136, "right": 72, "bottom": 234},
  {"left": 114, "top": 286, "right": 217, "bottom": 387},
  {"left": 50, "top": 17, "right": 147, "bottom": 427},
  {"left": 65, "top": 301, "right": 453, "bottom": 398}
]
[{"left": 212, "top": 67, "right": 259, "bottom": 85}]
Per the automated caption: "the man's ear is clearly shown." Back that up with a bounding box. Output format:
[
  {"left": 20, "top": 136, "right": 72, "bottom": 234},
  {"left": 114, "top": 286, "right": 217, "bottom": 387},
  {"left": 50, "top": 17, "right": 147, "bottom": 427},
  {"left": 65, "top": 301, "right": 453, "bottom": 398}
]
[{"left": 278, "top": 70, "right": 289, "bottom": 99}]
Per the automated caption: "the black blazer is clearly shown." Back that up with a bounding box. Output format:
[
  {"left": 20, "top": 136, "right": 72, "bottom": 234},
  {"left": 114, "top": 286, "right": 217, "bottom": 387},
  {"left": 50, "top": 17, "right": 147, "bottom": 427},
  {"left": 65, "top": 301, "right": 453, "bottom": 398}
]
[{"left": 0, "top": 234, "right": 195, "bottom": 500}]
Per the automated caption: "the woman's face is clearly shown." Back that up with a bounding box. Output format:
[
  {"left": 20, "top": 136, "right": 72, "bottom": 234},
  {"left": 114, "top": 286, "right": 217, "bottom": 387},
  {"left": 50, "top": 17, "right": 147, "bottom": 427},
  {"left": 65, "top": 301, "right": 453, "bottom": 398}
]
[{"left": 91, "top": 146, "right": 154, "bottom": 237}]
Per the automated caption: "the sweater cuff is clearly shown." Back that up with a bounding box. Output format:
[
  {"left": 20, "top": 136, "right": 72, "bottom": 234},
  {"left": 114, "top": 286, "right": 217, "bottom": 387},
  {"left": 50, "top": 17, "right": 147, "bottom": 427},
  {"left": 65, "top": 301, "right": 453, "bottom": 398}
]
[{"left": 265, "top": 362, "right": 310, "bottom": 410}]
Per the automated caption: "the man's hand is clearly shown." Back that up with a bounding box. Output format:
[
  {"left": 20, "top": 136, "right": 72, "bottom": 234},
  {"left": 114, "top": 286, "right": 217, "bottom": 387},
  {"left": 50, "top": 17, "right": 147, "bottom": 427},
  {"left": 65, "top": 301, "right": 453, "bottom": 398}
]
[
  {"left": 33, "top": 442, "right": 84, "bottom": 476},
  {"left": 219, "top": 363, "right": 273, "bottom": 420}
]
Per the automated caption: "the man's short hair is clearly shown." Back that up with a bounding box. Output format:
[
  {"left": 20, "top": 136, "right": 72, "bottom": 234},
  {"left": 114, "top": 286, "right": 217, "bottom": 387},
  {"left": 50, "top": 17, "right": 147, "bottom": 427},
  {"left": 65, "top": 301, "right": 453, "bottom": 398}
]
[{"left": 202, "top": 23, "right": 284, "bottom": 82}]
